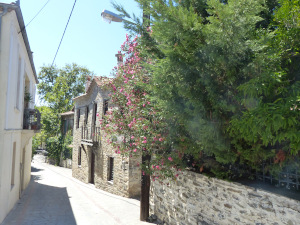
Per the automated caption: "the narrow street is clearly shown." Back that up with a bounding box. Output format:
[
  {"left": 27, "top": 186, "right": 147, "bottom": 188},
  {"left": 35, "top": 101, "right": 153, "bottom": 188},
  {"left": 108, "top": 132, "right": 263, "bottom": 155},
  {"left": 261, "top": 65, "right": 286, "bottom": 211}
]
[{"left": 1, "top": 155, "right": 150, "bottom": 225}]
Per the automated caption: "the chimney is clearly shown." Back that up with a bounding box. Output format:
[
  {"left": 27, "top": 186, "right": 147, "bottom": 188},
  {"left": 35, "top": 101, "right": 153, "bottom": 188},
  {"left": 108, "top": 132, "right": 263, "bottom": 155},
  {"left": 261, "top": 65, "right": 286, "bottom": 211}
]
[
  {"left": 115, "top": 52, "right": 123, "bottom": 66},
  {"left": 85, "top": 76, "right": 91, "bottom": 92}
]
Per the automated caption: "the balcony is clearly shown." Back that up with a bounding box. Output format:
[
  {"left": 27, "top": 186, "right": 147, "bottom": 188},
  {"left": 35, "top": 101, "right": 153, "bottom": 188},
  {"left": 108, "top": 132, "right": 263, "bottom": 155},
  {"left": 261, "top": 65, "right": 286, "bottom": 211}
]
[
  {"left": 81, "top": 125, "right": 101, "bottom": 146},
  {"left": 23, "top": 108, "right": 41, "bottom": 131}
]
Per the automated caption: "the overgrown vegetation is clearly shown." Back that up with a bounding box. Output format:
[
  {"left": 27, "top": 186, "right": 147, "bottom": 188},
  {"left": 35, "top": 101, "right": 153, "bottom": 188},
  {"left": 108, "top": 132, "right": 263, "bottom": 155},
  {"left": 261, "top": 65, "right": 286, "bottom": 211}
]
[
  {"left": 33, "top": 63, "right": 94, "bottom": 165},
  {"left": 111, "top": 0, "right": 300, "bottom": 179}
]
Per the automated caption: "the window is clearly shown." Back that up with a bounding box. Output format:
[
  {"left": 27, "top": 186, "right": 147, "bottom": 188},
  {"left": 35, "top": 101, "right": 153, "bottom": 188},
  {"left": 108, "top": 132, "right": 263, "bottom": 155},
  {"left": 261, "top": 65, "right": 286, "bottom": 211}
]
[
  {"left": 93, "top": 103, "right": 97, "bottom": 125},
  {"left": 108, "top": 157, "right": 114, "bottom": 182},
  {"left": 103, "top": 100, "right": 108, "bottom": 115},
  {"left": 16, "top": 57, "right": 21, "bottom": 109},
  {"left": 78, "top": 147, "right": 81, "bottom": 166},
  {"left": 85, "top": 106, "right": 89, "bottom": 125},
  {"left": 76, "top": 109, "right": 80, "bottom": 128},
  {"left": 11, "top": 142, "right": 16, "bottom": 186}
]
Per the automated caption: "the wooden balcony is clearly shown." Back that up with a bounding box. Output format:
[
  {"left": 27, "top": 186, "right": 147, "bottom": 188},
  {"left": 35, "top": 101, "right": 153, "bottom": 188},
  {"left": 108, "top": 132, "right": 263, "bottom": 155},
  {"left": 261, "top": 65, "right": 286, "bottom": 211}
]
[{"left": 81, "top": 125, "right": 101, "bottom": 146}]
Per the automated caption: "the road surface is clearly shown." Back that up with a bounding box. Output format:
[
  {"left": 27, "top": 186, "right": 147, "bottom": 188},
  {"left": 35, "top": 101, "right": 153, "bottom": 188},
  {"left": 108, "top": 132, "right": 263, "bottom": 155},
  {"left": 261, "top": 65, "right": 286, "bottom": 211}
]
[{"left": 1, "top": 155, "right": 150, "bottom": 225}]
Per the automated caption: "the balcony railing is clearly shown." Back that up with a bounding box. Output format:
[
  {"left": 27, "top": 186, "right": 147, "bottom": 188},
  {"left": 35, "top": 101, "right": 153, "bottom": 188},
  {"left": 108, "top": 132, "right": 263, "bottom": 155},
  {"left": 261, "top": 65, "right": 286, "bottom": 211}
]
[
  {"left": 23, "top": 108, "right": 42, "bottom": 131},
  {"left": 81, "top": 125, "right": 101, "bottom": 143}
]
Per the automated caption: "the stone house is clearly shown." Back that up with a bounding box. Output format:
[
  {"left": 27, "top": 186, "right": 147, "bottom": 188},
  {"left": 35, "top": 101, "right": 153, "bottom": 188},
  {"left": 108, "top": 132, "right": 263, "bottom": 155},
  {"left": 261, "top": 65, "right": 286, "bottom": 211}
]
[
  {"left": 60, "top": 109, "right": 74, "bottom": 136},
  {"left": 0, "top": 1, "right": 40, "bottom": 223},
  {"left": 72, "top": 76, "right": 141, "bottom": 198}
]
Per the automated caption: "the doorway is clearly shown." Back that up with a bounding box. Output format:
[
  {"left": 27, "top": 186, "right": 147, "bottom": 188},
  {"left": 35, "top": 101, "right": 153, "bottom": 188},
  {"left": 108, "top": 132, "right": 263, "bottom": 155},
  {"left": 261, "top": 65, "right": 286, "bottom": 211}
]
[{"left": 90, "top": 151, "right": 95, "bottom": 184}]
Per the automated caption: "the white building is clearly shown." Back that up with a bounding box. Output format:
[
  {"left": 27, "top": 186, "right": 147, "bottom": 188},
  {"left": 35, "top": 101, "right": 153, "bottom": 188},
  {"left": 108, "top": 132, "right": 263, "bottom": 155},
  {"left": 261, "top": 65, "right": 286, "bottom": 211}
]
[{"left": 0, "top": 1, "right": 40, "bottom": 223}]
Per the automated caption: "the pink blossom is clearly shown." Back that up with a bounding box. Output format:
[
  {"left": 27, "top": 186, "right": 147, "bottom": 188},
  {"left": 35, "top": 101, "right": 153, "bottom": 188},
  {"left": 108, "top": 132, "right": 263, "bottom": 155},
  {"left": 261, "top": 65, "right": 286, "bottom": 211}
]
[
  {"left": 131, "top": 136, "right": 135, "bottom": 139},
  {"left": 142, "top": 140, "right": 147, "bottom": 144},
  {"left": 159, "top": 138, "right": 163, "bottom": 142},
  {"left": 143, "top": 104, "right": 146, "bottom": 107},
  {"left": 133, "top": 149, "right": 137, "bottom": 152},
  {"left": 168, "top": 157, "right": 173, "bottom": 162}
]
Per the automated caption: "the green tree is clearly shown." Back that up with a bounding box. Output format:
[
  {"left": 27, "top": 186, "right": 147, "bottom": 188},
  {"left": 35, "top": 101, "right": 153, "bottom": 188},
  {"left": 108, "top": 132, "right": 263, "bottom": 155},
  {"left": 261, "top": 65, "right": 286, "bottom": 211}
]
[
  {"left": 145, "top": 0, "right": 271, "bottom": 173},
  {"left": 36, "top": 63, "right": 94, "bottom": 164},
  {"left": 229, "top": 0, "right": 300, "bottom": 170},
  {"left": 38, "top": 63, "right": 94, "bottom": 113},
  {"left": 114, "top": 0, "right": 299, "bottom": 177}
]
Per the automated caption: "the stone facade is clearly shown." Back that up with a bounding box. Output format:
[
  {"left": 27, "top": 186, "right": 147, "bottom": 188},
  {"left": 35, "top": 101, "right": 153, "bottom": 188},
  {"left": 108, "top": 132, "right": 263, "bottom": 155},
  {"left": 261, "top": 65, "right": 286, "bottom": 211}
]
[
  {"left": 72, "top": 77, "right": 141, "bottom": 198},
  {"left": 150, "top": 170, "right": 300, "bottom": 225}
]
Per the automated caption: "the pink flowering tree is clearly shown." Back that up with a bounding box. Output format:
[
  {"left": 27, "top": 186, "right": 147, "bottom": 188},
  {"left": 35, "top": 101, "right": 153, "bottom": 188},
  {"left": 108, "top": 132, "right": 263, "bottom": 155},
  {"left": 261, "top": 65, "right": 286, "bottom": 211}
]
[
  {"left": 101, "top": 34, "right": 182, "bottom": 182},
  {"left": 100, "top": 34, "right": 185, "bottom": 220}
]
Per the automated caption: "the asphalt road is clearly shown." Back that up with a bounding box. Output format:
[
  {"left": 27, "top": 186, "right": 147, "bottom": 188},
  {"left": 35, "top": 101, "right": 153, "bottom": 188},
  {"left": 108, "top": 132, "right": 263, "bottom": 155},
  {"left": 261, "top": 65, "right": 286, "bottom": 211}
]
[{"left": 1, "top": 155, "right": 150, "bottom": 225}]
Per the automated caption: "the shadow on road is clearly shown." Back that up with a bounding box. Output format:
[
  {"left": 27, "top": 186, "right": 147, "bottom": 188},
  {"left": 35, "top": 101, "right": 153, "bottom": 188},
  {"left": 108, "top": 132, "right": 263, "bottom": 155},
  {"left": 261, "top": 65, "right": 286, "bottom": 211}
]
[
  {"left": 31, "top": 165, "right": 44, "bottom": 173},
  {"left": 2, "top": 175, "right": 77, "bottom": 225}
]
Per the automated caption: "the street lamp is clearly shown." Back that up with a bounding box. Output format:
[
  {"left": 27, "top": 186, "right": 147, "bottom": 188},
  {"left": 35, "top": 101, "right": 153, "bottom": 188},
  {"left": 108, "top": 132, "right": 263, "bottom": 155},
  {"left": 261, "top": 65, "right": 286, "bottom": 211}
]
[{"left": 101, "top": 9, "right": 124, "bottom": 23}]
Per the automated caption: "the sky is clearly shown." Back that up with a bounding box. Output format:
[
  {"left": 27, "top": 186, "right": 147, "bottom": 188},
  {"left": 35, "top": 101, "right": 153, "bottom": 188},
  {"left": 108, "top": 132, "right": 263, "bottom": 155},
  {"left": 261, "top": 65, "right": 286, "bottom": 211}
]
[
  {"left": 3, "top": 0, "right": 141, "bottom": 103},
  {"left": 20, "top": 0, "right": 141, "bottom": 76},
  {"left": 5, "top": 0, "right": 141, "bottom": 104}
]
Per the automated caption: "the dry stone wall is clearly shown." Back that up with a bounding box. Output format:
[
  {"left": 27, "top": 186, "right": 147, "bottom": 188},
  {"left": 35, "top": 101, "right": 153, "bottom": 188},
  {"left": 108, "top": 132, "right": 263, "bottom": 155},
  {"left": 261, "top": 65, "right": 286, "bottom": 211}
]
[{"left": 150, "top": 170, "right": 300, "bottom": 225}]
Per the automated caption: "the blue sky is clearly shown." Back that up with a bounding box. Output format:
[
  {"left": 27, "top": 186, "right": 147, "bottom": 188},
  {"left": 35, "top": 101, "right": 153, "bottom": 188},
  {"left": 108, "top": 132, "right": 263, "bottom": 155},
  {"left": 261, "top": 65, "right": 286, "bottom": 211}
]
[{"left": 7, "top": 0, "right": 141, "bottom": 77}]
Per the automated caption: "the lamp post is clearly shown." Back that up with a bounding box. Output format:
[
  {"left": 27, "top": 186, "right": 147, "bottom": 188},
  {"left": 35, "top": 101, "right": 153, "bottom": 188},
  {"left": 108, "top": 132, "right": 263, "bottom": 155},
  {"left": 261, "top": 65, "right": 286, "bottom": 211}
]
[
  {"left": 101, "top": 10, "right": 132, "bottom": 24},
  {"left": 101, "top": 9, "right": 151, "bottom": 222}
]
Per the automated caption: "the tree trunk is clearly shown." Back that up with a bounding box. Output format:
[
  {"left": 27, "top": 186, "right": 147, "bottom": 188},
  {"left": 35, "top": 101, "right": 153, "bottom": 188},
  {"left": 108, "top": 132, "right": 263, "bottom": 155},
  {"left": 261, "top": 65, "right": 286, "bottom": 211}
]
[{"left": 140, "top": 154, "right": 151, "bottom": 221}]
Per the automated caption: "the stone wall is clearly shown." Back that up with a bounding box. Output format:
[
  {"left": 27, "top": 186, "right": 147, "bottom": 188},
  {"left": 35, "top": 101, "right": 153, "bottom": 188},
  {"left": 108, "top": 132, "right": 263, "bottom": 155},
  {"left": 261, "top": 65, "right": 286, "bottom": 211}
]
[
  {"left": 59, "top": 158, "right": 72, "bottom": 169},
  {"left": 150, "top": 170, "right": 300, "bottom": 225},
  {"left": 72, "top": 81, "right": 141, "bottom": 198}
]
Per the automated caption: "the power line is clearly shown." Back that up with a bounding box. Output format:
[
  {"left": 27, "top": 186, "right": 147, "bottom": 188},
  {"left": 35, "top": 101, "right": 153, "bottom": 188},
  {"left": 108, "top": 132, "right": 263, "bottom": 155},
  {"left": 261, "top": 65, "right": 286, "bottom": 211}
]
[
  {"left": 51, "top": 0, "right": 77, "bottom": 68},
  {"left": 25, "top": 0, "right": 51, "bottom": 29},
  {"left": 18, "top": 0, "right": 51, "bottom": 34}
]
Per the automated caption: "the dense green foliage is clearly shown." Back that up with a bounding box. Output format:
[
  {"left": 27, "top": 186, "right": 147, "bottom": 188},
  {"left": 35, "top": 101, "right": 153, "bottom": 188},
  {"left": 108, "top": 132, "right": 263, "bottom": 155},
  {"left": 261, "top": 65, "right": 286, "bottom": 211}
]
[
  {"left": 45, "top": 132, "right": 73, "bottom": 165},
  {"left": 114, "top": 0, "right": 300, "bottom": 178},
  {"left": 38, "top": 63, "right": 93, "bottom": 113},
  {"left": 33, "top": 64, "right": 93, "bottom": 164}
]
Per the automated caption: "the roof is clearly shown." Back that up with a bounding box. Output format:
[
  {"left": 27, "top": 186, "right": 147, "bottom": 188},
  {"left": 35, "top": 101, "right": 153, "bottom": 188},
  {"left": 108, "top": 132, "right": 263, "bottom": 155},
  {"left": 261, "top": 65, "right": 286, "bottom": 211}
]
[
  {"left": 73, "top": 76, "right": 113, "bottom": 101},
  {"left": 0, "top": 2, "right": 38, "bottom": 84}
]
